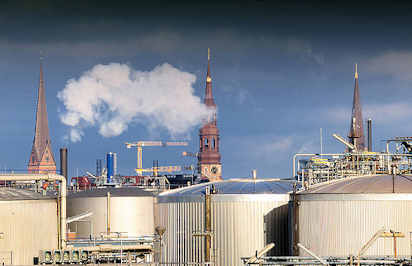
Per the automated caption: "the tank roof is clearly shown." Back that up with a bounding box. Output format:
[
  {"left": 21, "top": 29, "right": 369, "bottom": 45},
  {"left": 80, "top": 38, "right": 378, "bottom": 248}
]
[
  {"left": 302, "top": 174, "right": 412, "bottom": 194},
  {"left": 157, "top": 179, "right": 297, "bottom": 203},
  {"left": 160, "top": 178, "right": 297, "bottom": 196},
  {"left": 68, "top": 186, "right": 154, "bottom": 198},
  {"left": 0, "top": 187, "right": 56, "bottom": 201}
]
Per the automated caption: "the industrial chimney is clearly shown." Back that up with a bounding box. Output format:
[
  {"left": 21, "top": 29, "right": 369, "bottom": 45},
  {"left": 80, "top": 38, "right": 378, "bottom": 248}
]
[
  {"left": 367, "top": 119, "right": 372, "bottom": 152},
  {"left": 60, "top": 147, "right": 68, "bottom": 180}
]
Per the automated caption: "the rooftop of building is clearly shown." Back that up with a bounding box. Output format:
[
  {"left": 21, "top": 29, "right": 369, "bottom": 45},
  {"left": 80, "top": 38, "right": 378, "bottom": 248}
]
[{"left": 0, "top": 187, "right": 56, "bottom": 201}]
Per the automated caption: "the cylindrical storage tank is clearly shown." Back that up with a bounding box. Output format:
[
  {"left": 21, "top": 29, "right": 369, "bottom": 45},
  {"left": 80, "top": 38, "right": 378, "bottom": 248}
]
[
  {"left": 67, "top": 187, "right": 154, "bottom": 238},
  {"left": 0, "top": 188, "right": 58, "bottom": 265},
  {"left": 291, "top": 174, "right": 412, "bottom": 257},
  {"left": 106, "top": 152, "right": 114, "bottom": 183},
  {"left": 156, "top": 179, "right": 296, "bottom": 265}
]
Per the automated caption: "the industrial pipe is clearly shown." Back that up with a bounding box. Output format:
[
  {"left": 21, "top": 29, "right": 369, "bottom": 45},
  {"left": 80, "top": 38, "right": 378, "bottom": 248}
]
[
  {"left": 204, "top": 186, "right": 211, "bottom": 262},
  {"left": 60, "top": 147, "right": 68, "bottom": 181},
  {"left": 332, "top": 134, "right": 356, "bottom": 151},
  {"left": 107, "top": 191, "right": 111, "bottom": 235},
  {"left": 367, "top": 119, "right": 372, "bottom": 152},
  {"left": 0, "top": 173, "right": 67, "bottom": 248}
]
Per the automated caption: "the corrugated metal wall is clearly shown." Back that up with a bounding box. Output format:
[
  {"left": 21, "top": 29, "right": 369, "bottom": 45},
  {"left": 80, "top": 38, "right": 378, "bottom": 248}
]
[
  {"left": 156, "top": 195, "right": 290, "bottom": 265},
  {"left": 68, "top": 196, "right": 154, "bottom": 237},
  {"left": 0, "top": 200, "right": 58, "bottom": 265},
  {"left": 296, "top": 196, "right": 412, "bottom": 256}
]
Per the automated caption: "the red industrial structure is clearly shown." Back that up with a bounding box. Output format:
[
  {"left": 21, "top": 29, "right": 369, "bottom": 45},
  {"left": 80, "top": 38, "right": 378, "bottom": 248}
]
[
  {"left": 28, "top": 63, "right": 57, "bottom": 174},
  {"left": 198, "top": 49, "right": 222, "bottom": 181}
]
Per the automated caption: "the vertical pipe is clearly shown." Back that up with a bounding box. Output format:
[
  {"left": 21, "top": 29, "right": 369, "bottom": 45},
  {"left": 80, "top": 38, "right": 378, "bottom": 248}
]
[
  {"left": 205, "top": 186, "right": 211, "bottom": 262},
  {"left": 96, "top": 159, "right": 99, "bottom": 176},
  {"left": 59, "top": 147, "right": 68, "bottom": 181},
  {"left": 367, "top": 119, "right": 372, "bottom": 152},
  {"left": 138, "top": 147, "right": 142, "bottom": 170},
  {"left": 107, "top": 191, "right": 111, "bottom": 235},
  {"left": 292, "top": 192, "right": 300, "bottom": 255},
  {"left": 394, "top": 234, "right": 397, "bottom": 258},
  {"left": 96, "top": 159, "right": 102, "bottom": 176},
  {"left": 59, "top": 175, "right": 67, "bottom": 248},
  {"left": 57, "top": 194, "right": 61, "bottom": 249},
  {"left": 392, "top": 169, "right": 395, "bottom": 193}
]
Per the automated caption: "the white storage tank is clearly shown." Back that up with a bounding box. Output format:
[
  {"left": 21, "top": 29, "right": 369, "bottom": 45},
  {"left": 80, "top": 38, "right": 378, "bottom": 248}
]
[
  {"left": 156, "top": 179, "right": 296, "bottom": 265},
  {"left": 291, "top": 174, "right": 412, "bottom": 257},
  {"left": 0, "top": 188, "right": 58, "bottom": 265},
  {"left": 67, "top": 187, "right": 154, "bottom": 238}
]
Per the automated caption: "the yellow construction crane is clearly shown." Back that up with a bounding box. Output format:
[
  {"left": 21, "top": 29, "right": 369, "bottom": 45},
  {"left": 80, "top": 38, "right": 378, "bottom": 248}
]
[{"left": 125, "top": 141, "right": 188, "bottom": 175}]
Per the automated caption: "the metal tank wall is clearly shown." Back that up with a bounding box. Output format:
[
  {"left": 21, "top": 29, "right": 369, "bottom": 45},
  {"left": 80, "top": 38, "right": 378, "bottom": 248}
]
[
  {"left": 156, "top": 199, "right": 204, "bottom": 264},
  {"left": 0, "top": 200, "right": 58, "bottom": 265},
  {"left": 156, "top": 194, "right": 290, "bottom": 265},
  {"left": 293, "top": 193, "right": 412, "bottom": 257},
  {"left": 68, "top": 195, "right": 154, "bottom": 237}
]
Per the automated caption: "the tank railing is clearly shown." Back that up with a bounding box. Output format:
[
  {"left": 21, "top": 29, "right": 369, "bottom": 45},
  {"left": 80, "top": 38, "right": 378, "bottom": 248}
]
[
  {"left": 68, "top": 235, "right": 155, "bottom": 246},
  {"left": 293, "top": 153, "right": 412, "bottom": 190},
  {"left": 241, "top": 256, "right": 408, "bottom": 265},
  {"left": 145, "top": 263, "right": 214, "bottom": 265}
]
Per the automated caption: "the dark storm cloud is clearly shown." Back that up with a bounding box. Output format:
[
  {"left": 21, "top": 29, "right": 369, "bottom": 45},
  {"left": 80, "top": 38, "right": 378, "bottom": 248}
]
[{"left": 2, "top": 1, "right": 412, "bottom": 41}]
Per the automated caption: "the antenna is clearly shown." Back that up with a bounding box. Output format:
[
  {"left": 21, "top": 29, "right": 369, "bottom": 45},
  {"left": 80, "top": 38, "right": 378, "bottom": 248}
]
[{"left": 320, "top": 128, "right": 323, "bottom": 157}]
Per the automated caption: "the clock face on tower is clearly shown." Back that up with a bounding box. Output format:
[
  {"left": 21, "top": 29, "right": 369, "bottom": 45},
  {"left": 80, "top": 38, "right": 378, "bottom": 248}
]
[{"left": 211, "top": 167, "right": 218, "bottom": 174}]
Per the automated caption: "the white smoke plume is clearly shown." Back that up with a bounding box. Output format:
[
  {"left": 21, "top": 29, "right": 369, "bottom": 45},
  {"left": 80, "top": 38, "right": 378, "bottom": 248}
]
[{"left": 58, "top": 63, "right": 212, "bottom": 142}]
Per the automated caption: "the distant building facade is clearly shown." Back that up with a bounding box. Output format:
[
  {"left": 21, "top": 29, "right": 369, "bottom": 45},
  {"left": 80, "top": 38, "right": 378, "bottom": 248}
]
[
  {"left": 198, "top": 49, "right": 222, "bottom": 181},
  {"left": 28, "top": 64, "right": 56, "bottom": 173}
]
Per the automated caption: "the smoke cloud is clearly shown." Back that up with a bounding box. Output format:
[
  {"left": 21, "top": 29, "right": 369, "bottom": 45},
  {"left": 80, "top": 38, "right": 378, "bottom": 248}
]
[{"left": 58, "top": 63, "right": 212, "bottom": 142}]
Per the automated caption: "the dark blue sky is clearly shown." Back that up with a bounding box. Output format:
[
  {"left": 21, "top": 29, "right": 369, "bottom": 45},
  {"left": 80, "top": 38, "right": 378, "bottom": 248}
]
[{"left": 1, "top": 1, "right": 412, "bottom": 178}]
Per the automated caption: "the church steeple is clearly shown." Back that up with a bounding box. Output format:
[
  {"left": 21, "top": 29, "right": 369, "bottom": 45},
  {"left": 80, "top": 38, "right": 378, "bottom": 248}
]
[
  {"left": 28, "top": 62, "right": 56, "bottom": 173},
  {"left": 198, "top": 49, "right": 222, "bottom": 181},
  {"left": 348, "top": 63, "right": 365, "bottom": 151},
  {"left": 204, "top": 48, "right": 216, "bottom": 108}
]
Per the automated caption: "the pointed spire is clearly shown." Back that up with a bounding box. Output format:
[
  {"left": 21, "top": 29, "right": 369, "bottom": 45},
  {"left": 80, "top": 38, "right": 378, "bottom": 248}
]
[
  {"left": 206, "top": 48, "right": 212, "bottom": 83},
  {"left": 39, "top": 61, "right": 44, "bottom": 90},
  {"left": 348, "top": 63, "right": 365, "bottom": 151},
  {"left": 204, "top": 48, "right": 215, "bottom": 108},
  {"left": 29, "top": 61, "right": 56, "bottom": 172}
]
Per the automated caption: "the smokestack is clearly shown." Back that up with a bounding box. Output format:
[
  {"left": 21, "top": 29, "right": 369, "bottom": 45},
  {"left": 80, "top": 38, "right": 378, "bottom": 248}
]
[
  {"left": 60, "top": 147, "right": 68, "bottom": 180},
  {"left": 367, "top": 118, "right": 372, "bottom": 152}
]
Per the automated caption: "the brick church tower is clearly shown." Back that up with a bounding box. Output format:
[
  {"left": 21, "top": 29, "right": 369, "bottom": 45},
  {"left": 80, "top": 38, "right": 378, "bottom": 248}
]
[
  {"left": 198, "top": 49, "right": 222, "bottom": 181},
  {"left": 28, "top": 63, "right": 57, "bottom": 173}
]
